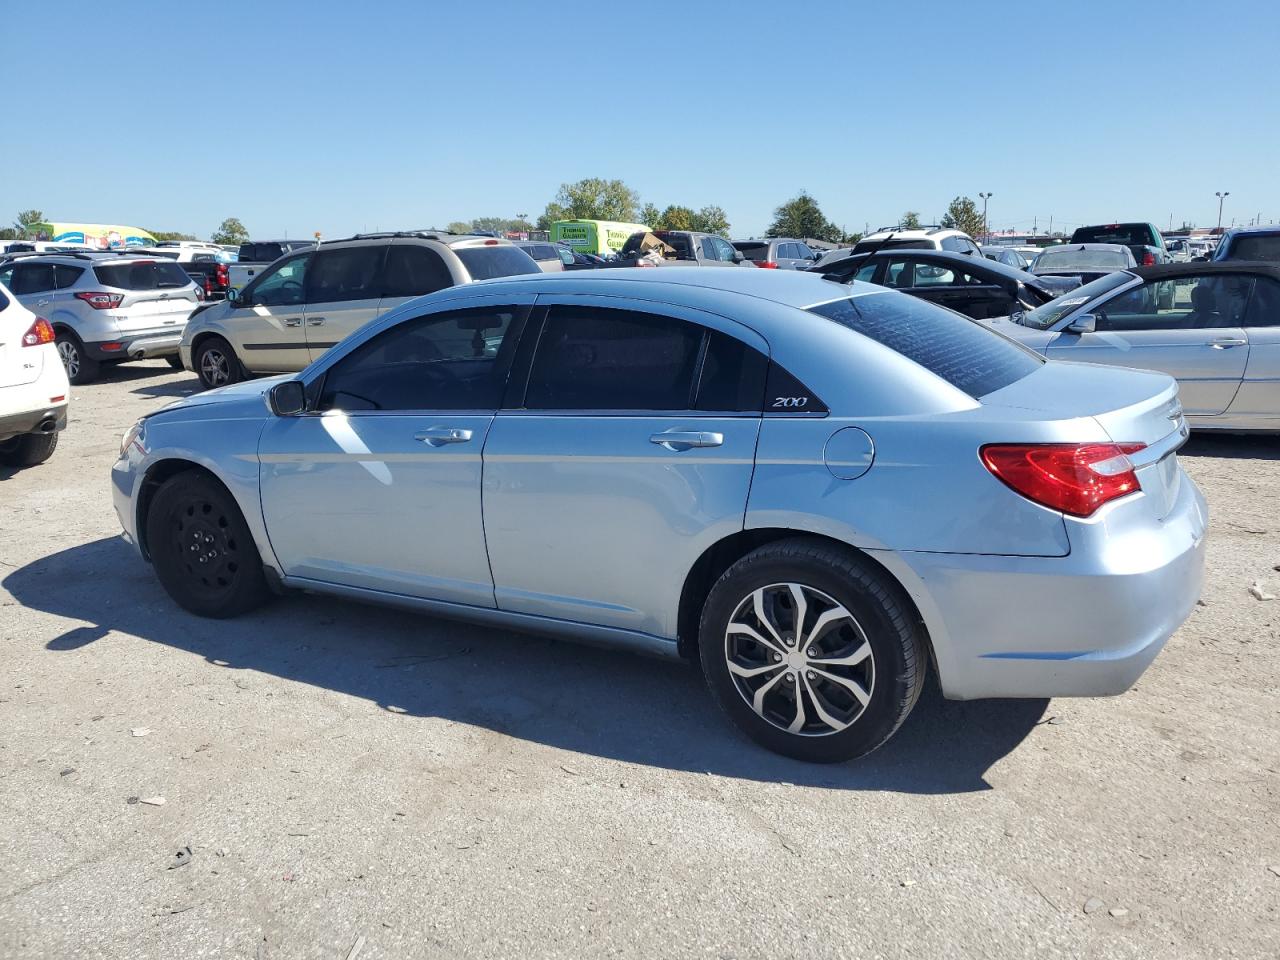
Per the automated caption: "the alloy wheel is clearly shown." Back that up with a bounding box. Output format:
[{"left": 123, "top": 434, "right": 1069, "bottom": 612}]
[
  {"left": 200, "top": 348, "right": 230, "bottom": 387},
  {"left": 724, "top": 582, "right": 875, "bottom": 737},
  {"left": 57, "top": 340, "right": 80, "bottom": 379}
]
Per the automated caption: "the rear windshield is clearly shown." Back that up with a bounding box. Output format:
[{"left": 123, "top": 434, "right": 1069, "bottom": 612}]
[
  {"left": 1035, "top": 247, "right": 1129, "bottom": 269},
  {"left": 1228, "top": 234, "right": 1280, "bottom": 261},
  {"left": 454, "top": 246, "right": 540, "bottom": 281},
  {"left": 852, "top": 238, "right": 933, "bottom": 253},
  {"left": 93, "top": 261, "right": 192, "bottom": 290},
  {"left": 808, "top": 292, "right": 1042, "bottom": 398},
  {"left": 1070, "top": 224, "right": 1158, "bottom": 247},
  {"left": 732, "top": 241, "right": 770, "bottom": 262},
  {"left": 239, "top": 242, "right": 285, "bottom": 262}
]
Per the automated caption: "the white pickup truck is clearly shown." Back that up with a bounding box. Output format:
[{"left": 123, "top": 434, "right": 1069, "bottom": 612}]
[{"left": 227, "top": 240, "right": 315, "bottom": 297}]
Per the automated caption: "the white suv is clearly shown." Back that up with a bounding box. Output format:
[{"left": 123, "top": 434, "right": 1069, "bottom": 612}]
[
  {"left": 0, "top": 282, "right": 70, "bottom": 468},
  {"left": 814, "top": 227, "right": 982, "bottom": 268},
  {"left": 0, "top": 252, "right": 201, "bottom": 383}
]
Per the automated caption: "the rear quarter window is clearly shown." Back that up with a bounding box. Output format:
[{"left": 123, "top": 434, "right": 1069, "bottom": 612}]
[{"left": 808, "top": 292, "right": 1042, "bottom": 398}]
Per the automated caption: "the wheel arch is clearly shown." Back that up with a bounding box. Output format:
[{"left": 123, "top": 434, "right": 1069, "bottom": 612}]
[
  {"left": 676, "top": 528, "right": 936, "bottom": 672},
  {"left": 135, "top": 459, "right": 223, "bottom": 562}
]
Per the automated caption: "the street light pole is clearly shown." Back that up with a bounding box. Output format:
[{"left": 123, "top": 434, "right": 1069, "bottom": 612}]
[
  {"left": 978, "top": 192, "right": 993, "bottom": 243},
  {"left": 1215, "top": 191, "right": 1230, "bottom": 232}
]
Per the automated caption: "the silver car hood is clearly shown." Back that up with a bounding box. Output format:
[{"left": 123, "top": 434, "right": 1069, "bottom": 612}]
[{"left": 981, "top": 316, "right": 1056, "bottom": 353}]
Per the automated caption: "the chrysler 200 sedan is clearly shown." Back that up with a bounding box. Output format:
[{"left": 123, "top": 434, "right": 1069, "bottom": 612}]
[{"left": 112, "top": 269, "right": 1207, "bottom": 762}]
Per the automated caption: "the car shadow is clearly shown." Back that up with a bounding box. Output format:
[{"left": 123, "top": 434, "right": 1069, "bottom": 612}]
[
  {"left": 1180, "top": 433, "right": 1279, "bottom": 461},
  {"left": 5, "top": 537, "right": 1048, "bottom": 794}
]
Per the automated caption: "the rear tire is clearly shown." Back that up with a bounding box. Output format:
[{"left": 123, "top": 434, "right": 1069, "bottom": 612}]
[
  {"left": 55, "top": 331, "right": 100, "bottom": 384},
  {"left": 698, "top": 538, "right": 926, "bottom": 763},
  {"left": 193, "top": 336, "right": 243, "bottom": 390},
  {"left": 165, "top": 355, "right": 185, "bottom": 370},
  {"left": 146, "top": 472, "right": 270, "bottom": 618},
  {"left": 0, "top": 431, "right": 58, "bottom": 467}
]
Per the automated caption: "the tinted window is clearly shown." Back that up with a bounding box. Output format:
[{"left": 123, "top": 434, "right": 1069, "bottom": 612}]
[
  {"left": 525, "top": 307, "right": 703, "bottom": 410},
  {"left": 941, "top": 237, "right": 964, "bottom": 253},
  {"left": 1070, "top": 224, "right": 1159, "bottom": 247},
  {"left": 696, "top": 331, "right": 767, "bottom": 412},
  {"left": 1021, "top": 272, "right": 1132, "bottom": 329},
  {"left": 808, "top": 292, "right": 1042, "bottom": 398},
  {"left": 1246, "top": 276, "right": 1280, "bottom": 327},
  {"left": 10, "top": 263, "right": 56, "bottom": 294},
  {"left": 248, "top": 254, "right": 309, "bottom": 307},
  {"left": 53, "top": 264, "right": 84, "bottom": 289},
  {"left": 320, "top": 307, "right": 520, "bottom": 412},
  {"left": 795, "top": 243, "right": 815, "bottom": 260},
  {"left": 1228, "top": 234, "right": 1280, "bottom": 262},
  {"left": 306, "top": 246, "right": 385, "bottom": 303},
  {"left": 852, "top": 238, "right": 932, "bottom": 254},
  {"left": 855, "top": 262, "right": 878, "bottom": 282},
  {"left": 733, "top": 241, "right": 770, "bottom": 262},
  {"left": 454, "top": 246, "right": 540, "bottom": 281},
  {"left": 92, "top": 261, "right": 191, "bottom": 290},
  {"left": 381, "top": 245, "right": 452, "bottom": 298},
  {"left": 1095, "top": 275, "right": 1253, "bottom": 332}
]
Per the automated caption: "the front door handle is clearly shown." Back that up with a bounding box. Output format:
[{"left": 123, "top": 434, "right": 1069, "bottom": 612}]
[
  {"left": 34, "top": 298, "right": 51, "bottom": 307},
  {"left": 1209, "top": 337, "right": 1246, "bottom": 349},
  {"left": 307, "top": 317, "right": 325, "bottom": 327},
  {"left": 649, "top": 430, "right": 724, "bottom": 451},
  {"left": 283, "top": 317, "right": 302, "bottom": 327},
  {"left": 414, "top": 427, "right": 474, "bottom": 446}
]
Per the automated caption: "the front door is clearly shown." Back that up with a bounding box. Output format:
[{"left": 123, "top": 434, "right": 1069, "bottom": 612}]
[
  {"left": 231, "top": 252, "right": 311, "bottom": 372},
  {"left": 482, "top": 299, "right": 765, "bottom": 639},
  {"left": 259, "top": 301, "right": 529, "bottom": 605},
  {"left": 1048, "top": 273, "right": 1251, "bottom": 417},
  {"left": 302, "top": 243, "right": 388, "bottom": 363}
]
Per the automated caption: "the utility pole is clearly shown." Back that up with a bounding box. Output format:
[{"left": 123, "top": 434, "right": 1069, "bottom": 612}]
[
  {"left": 1216, "top": 191, "right": 1230, "bottom": 232},
  {"left": 1049, "top": 215, "right": 1053, "bottom": 236},
  {"left": 978, "top": 192, "right": 993, "bottom": 243}
]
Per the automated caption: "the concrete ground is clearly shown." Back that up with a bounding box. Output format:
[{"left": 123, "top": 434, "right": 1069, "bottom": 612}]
[{"left": 1, "top": 361, "right": 1276, "bottom": 959}]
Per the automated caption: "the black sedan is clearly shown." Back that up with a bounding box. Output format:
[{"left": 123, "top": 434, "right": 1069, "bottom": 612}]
[{"left": 810, "top": 248, "right": 1079, "bottom": 320}]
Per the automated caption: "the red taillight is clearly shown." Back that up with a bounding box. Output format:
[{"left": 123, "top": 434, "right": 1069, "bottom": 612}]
[
  {"left": 1141, "top": 251, "right": 1155, "bottom": 266},
  {"left": 757, "top": 261, "right": 778, "bottom": 268},
  {"left": 75, "top": 291, "right": 124, "bottom": 310},
  {"left": 981, "top": 442, "right": 1146, "bottom": 517},
  {"left": 215, "top": 263, "right": 228, "bottom": 285},
  {"left": 21, "top": 317, "right": 56, "bottom": 347}
]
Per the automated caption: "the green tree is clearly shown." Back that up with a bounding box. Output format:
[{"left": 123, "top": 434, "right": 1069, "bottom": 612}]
[
  {"left": 939, "top": 196, "right": 985, "bottom": 240},
  {"left": 899, "top": 211, "right": 921, "bottom": 230},
  {"left": 658, "top": 205, "right": 695, "bottom": 231},
  {"left": 766, "top": 192, "right": 839, "bottom": 242},
  {"left": 148, "top": 230, "right": 198, "bottom": 242},
  {"left": 0, "top": 227, "right": 17, "bottom": 241},
  {"left": 211, "top": 217, "right": 249, "bottom": 246},
  {"left": 446, "top": 221, "right": 472, "bottom": 235},
  {"left": 639, "top": 202, "right": 662, "bottom": 230},
  {"left": 539, "top": 178, "right": 640, "bottom": 228},
  {"left": 690, "top": 205, "right": 730, "bottom": 237},
  {"left": 14, "top": 209, "right": 46, "bottom": 238}
]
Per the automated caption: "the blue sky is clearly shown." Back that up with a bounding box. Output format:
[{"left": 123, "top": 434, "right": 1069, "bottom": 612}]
[{"left": 5, "top": 1, "right": 1277, "bottom": 239}]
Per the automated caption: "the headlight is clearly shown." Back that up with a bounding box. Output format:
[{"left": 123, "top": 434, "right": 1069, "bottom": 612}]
[{"left": 120, "top": 419, "right": 145, "bottom": 457}]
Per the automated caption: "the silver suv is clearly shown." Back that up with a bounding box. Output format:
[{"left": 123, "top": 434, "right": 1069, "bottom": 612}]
[
  {"left": 180, "top": 232, "right": 540, "bottom": 389},
  {"left": 0, "top": 252, "right": 200, "bottom": 383}
]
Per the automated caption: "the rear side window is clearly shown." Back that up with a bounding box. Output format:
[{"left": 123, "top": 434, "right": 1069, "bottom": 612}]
[
  {"left": 809, "top": 292, "right": 1042, "bottom": 398},
  {"left": 695, "top": 331, "right": 767, "bottom": 412},
  {"left": 381, "top": 244, "right": 452, "bottom": 298},
  {"left": 454, "top": 246, "right": 539, "bottom": 281},
  {"left": 525, "top": 307, "right": 703, "bottom": 410},
  {"left": 53, "top": 264, "right": 84, "bottom": 288},
  {"left": 93, "top": 261, "right": 192, "bottom": 290},
  {"left": 306, "top": 246, "right": 385, "bottom": 303}
]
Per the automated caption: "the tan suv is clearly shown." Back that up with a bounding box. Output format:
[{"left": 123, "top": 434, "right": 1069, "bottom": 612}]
[{"left": 179, "top": 232, "right": 539, "bottom": 389}]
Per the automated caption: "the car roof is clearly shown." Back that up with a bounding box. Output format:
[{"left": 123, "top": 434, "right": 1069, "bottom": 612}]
[
  {"left": 862, "top": 228, "right": 967, "bottom": 241},
  {"left": 821, "top": 247, "right": 1038, "bottom": 283},
  {"left": 1130, "top": 261, "right": 1280, "bottom": 281},
  {"left": 1222, "top": 225, "right": 1280, "bottom": 236}
]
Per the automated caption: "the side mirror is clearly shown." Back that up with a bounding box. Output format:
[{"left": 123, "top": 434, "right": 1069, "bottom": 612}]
[
  {"left": 1067, "top": 314, "right": 1097, "bottom": 334},
  {"left": 227, "top": 289, "right": 244, "bottom": 307},
  {"left": 732, "top": 250, "right": 745, "bottom": 264},
  {"left": 269, "top": 380, "right": 307, "bottom": 416}
]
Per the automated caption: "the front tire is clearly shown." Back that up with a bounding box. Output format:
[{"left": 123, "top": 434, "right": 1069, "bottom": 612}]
[
  {"left": 165, "top": 355, "right": 185, "bottom": 370},
  {"left": 698, "top": 538, "right": 926, "bottom": 763},
  {"left": 146, "top": 472, "right": 270, "bottom": 618},
  {"left": 193, "top": 336, "right": 243, "bottom": 390},
  {"left": 55, "top": 332, "right": 101, "bottom": 384},
  {"left": 0, "top": 431, "right": 58, "bottom": 467}
]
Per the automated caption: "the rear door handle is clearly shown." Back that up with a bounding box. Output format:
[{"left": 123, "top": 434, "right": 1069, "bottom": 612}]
[
  {"left": 283, "top": 317, "right": 302, "bottom": 327},
  {"left": 34, "top": 298, "right": 51, "bottom": 307},
  {"left": 649, "top": 430, "right": 724, "bottom": 451},
  {"left": 1209, "top": 337, "right": 1246, "bottom": 349},
  {"left": 307, "top": 317, "right": 325, "bottom": 327},
  {"left": 414, "top": 427, "right": 474, "bottom": 446}
]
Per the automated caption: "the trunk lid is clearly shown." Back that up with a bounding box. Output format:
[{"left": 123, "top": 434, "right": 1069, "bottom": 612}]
[
  {"left": 92, "top": 259, "right": 198, "bottom": 333},
  {"left": 0, "top": 301, "right": 43, "bottom": 387}
]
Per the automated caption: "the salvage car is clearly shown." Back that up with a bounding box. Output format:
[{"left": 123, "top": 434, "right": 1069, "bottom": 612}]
[
  {"left": 114, "top": 268, "right": 1206, "bottom": 762},
  {"left": 990, "top": 262, "right": 1280, "bottom": 430}
]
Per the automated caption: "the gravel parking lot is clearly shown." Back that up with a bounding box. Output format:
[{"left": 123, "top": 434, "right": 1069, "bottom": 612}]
[{"left": 1, "top": 361, "right": 1277, "bottom": 960}]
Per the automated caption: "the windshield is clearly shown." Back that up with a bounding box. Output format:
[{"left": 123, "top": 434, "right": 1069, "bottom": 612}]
[
  {"left": 1020, "top": 272, "right": 1132, "bottom": 329},
  {"left": 1034, "top": 247, "right": 1129, "bottom": 270}
]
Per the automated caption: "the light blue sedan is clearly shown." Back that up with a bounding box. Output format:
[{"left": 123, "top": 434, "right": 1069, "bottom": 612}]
[{"left": 112, "top": 269, "right": 1206, "bottom": 762}]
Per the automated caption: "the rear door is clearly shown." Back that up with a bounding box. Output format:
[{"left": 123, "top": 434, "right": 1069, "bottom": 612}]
[
  {"left": 302, "top": 243, "right": 387, "bottom": 361},
  {"left": 1047, "top": 273, "right": 1251, "bottom": 417},
  {"left": 372, "top": 240, "right": 457, "bottom": 331},
  {"left": 482, "top": 299, "right": 766, "bottom": 639}
]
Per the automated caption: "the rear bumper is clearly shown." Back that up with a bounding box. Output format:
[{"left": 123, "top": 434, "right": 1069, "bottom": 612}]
[
  {"left": 0, "top": 405, "right": 67, "bottom": 443},
  {"left": 876, "top": 471, "right": 1208, "bottom": 700},
  {"left": 86, "top": 327, "right": 184, "bottom": 362}
]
